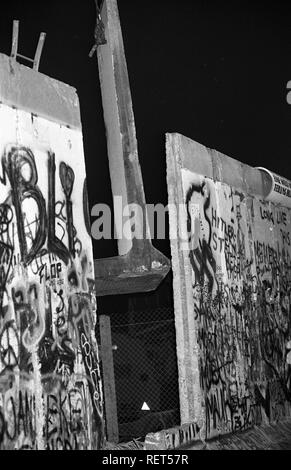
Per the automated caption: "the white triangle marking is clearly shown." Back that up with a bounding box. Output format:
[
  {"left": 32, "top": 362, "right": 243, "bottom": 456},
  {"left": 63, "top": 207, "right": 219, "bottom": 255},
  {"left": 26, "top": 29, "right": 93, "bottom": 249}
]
[{"left": 141, "top": 402, "right": 150, "bottom": 411}]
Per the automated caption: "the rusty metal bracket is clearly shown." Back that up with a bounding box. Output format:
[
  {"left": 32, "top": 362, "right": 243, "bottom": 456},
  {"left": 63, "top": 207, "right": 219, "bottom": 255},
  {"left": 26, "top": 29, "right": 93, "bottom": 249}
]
[{"left": 11, "top": 20, "right": 46, "bottom": 71}]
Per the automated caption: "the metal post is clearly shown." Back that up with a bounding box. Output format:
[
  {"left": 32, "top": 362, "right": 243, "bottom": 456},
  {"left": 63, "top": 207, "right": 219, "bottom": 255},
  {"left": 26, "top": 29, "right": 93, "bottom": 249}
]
[
  {"left": 10, "top": 20, "right": 46, "bottom": 72},
  {"left": 99, "top": 314, "right": 119, "bottom": 443},
  {"left": 11, "top": 20, "right": 19, "bottom": 58},
  {"left": 33, "top": 32, "right": 47, "bottom": 71}
]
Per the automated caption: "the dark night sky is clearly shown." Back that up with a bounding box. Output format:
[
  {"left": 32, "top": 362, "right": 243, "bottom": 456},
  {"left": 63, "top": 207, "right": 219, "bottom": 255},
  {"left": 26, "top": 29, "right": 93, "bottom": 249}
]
[{"left": 0, "top": 0, "right": 291, "bottom": 263}]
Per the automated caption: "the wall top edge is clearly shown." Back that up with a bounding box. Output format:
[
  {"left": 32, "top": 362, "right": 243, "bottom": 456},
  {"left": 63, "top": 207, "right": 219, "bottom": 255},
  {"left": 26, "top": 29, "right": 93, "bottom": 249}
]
[
  {"left": 0, "top": 53, "right": 81, "bottom": 129},
  {"left": 166, "top": 132, "right": 271, "bottom": 200}
]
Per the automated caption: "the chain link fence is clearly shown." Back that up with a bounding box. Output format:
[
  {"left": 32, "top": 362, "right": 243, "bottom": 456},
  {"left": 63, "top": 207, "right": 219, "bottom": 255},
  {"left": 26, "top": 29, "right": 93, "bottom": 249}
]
[{"left": 97, "top": 306, "right": 180, "bottom": 442}]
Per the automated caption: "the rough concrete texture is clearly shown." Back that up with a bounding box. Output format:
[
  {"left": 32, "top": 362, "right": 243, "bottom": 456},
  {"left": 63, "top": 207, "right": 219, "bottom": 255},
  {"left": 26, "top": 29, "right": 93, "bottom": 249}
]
[
  {"left": 94, "top": 0, "right": 170, "bottom": 296},
  {"left": 144, "top": 421, "right": 201, "bottom": 450},
  {"left": 166, "top": 132, "right": 291, "bottom": 443},
  {"left": 0, "top": 57, "right": 103, "bottom": 449},
  {"left": 97, "top": 0, "right": 151, "bottom": 256},
  {"left": 144, "top": 418, "right": 291, "bottom": 451},
  {"left": 185, "top": 418, "right": 291, "bottom": 450},
  {"left": 0, "top": 54, "right": 81, "bottom": 129}
]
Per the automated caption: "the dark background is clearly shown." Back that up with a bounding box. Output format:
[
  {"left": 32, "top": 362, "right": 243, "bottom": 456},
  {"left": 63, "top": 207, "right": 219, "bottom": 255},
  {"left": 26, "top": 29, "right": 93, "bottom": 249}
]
[{"left": 0, "top": 0, "right": 290, "bottom": 262}]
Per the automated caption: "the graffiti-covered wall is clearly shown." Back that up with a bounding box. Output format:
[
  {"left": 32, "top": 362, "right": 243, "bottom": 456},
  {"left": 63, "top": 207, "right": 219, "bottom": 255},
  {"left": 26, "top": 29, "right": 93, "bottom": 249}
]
[
  {"left": 167, "top": 133, "right": 291, "bottom": 441},
  {"left": 0, "top": 55, "right": 103, "bottom": 449}
]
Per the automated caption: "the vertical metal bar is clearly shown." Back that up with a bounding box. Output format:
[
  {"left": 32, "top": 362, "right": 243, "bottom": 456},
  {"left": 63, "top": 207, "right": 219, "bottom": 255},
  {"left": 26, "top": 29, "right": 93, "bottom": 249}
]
[
  {"left": 11, "top": 20, "right": 19, "bottom": 58},
  {"left": 99, "top": 314, "right": 119, "bottom": 443},
  {"left": 33, "top": 32, "right": 46, "bottom": 71}
]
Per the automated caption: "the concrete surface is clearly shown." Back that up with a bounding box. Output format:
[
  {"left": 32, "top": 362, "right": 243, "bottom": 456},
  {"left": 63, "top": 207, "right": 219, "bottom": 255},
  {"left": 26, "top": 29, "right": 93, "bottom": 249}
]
[
  {"left": 183, "top": 419, "right": 291, "bottom": 450},
  {"left": 166, "top": 132, "right": 291, "bottom": 441},
  {"left": 0, "top": 53, "right": 81, "bottom": 129},
  {"left": 0, "top": 54, "right": 103, "bottom": 449}
]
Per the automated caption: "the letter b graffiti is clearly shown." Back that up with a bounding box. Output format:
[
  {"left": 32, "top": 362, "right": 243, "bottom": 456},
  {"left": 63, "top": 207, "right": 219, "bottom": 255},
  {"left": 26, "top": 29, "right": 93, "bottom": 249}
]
[{"left": 3, "top": 146, "right": 46, "bottom": 265}]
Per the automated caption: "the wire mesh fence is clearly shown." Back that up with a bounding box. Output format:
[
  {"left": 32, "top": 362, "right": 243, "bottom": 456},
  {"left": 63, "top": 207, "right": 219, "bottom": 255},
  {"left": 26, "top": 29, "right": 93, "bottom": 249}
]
[{"left": 97, "top": 306, "right": 180, "bottom": 442}]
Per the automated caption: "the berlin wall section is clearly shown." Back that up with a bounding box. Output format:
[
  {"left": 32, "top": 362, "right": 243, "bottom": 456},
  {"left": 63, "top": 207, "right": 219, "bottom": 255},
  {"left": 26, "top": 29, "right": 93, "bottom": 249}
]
[
  {"left": 167, "top": 133, "right": 291, "bottom": 441},
  {"left": 0, "top": 53, "right": 104, "bottom": 449}
]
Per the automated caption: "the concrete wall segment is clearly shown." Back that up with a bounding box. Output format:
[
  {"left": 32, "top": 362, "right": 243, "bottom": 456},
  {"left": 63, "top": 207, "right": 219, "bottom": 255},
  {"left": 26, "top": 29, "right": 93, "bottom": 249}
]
[{"left": 0, "top": 53, "right": 81, "bottom": 129}]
